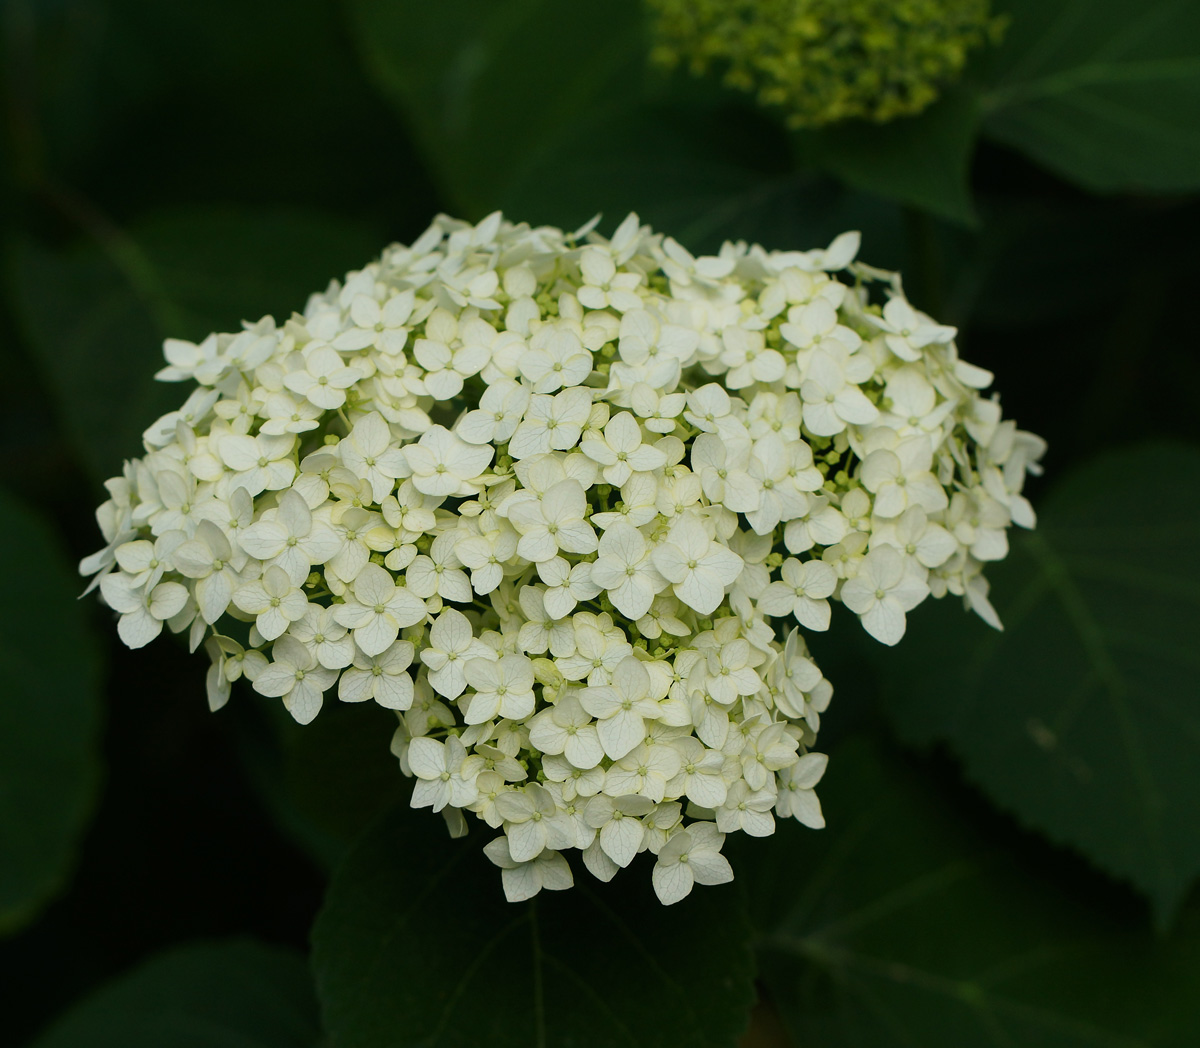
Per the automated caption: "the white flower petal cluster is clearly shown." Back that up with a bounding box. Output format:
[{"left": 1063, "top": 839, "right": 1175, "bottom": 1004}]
[{"left": 82, "top": 211, "right": 1044, "bottom": 905}]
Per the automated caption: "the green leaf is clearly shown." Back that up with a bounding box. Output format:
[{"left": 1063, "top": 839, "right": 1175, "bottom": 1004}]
[
  {"left": 795, "top": 89, "right": 981, "bottom": 226},
  {"left": 7, "top": 206, "right": 380, "bottom": 486},
  {"left": 0, "top": 487, "right": 102, "bottom": 934},
  {"left": 878, "top": 442, "right": 1200, "bottom": 925},
  {"left": 981, "top": 0, "right": 1200, "bottom": 192},
  {"left": 28, "top": 939, "right": 320, "bottom": 1048},
  {"left": 345, "top": 0, "right": 649, "bottom": 218},
  {"left": 312, "top": 804, "right": 756, "bottom": 1048},
  {"left": 234, "top": 699, "right": 408, "bottom": 872},
  {"left": 743, "top": 739, "right": 1200, "bottom": 1047},
  {"left": 346, "top": 0, "right": 826, "bottom": 248}
]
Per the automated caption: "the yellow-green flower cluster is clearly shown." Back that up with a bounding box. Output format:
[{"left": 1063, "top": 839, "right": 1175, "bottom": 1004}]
[{"left": 647, "top": 0, "right": 1004, "bottom": 127}]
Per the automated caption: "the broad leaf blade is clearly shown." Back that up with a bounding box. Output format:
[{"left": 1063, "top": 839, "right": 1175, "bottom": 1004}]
[
  {"left": 743, "top": 740, "right": 1200, "bottom": 1047},
  {"left": 796, "top": 89, "right": 981, "bottom": 226},
  {"left": 879, "top": 442, "right": 1200, "bottom": 924},
  {"left": 981, "top": 0, "right": 1200, "bottom": 192},
  {"left": 28, "top": 939, "right": 319, "bottom": 1048},
  {"left": 346, "top": 0, "right": 648, "bottom": 217},
  {"left": 0, "top": 488, "right": 103, "bottom": 934},
  {"left": 312, "top": 803, "right": 756, "bottom": 1048}
]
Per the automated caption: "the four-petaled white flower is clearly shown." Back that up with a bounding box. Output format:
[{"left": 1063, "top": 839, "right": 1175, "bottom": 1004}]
[
  {"left": 839, "top": 545, "right": 930, "bottom": 646},
  {"left": 333, "top": 563, "right": 427, "bottom": 655},
  {"left": 651, "top": 823, "right": 734, "bottom": 905},
  {"left": 651, "top": 514, "right": 744, "bottom": 616},
  {"left": 579, "top": 655, "right": 663, "bottom": 760},
  {"left": 253, "top": 634, "right": 338, "bottom": 724}
]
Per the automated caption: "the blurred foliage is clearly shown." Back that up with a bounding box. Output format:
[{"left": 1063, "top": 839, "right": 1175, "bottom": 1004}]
[
  {"left": 312, "top": 802, "right": 756, "bottom": 1048},
  {"left": 26, "top": 939, "right": 319, "bottom": 1048},
  {"left": 879, "top": 443, "right": 1200, "bottom": 927},
  {"left": 739, "top": 740, "right": 1200, "bottom": 1047},
  {"left": 1, "top": 0, "right": 1198, "bottom": 1045},
  {"left": 0, "top": 489, "right": 102, "bottom": 934}
]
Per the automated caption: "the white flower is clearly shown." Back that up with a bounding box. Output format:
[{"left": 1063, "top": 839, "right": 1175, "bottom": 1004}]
[
  {"left": 413, "top": 308, "right": 490, "bottom": 399},
  {"left": 519, "top": 325, "right": 593, "bottom": 392},
  {"left": 239, "top": 490, "right": 340, "bottom": 584},
  {"left": 860, "top": 435, "right": 948, "bottom": 519},
  {"left": 800, "top": 346, "right": 879, "bottom": 436},
  {"left": 409, "top": 735, "right": 478, "bottom": 811},
  {"left": 527, "top": 690, "right": 604, "bottom": 770},
  {"left": 332, "top": 563, "right": 427, "bottom": 656},
  {"left": 99, "top": 574, "right": 189, "bottom": 649},
  {"left": 603, "top": 742, "right": 682, "bottom": 803},
  {"left": 579, "top": 655, "right": 663, "bottom": 760},
  {"left": 651, "top": 514, "right": 744, "bottom": 616},
  {"left": 775, "top": 752, "right": 828, "bottom": 828},
  {"left": 339, "top": 413, "right": 412, "bottom": 503},
  {"left": 589, "top": 522, "right": 665, "bottom": 620},
  {"left": 419, "top": 608, "right": 496, "bottom": 699},
  {"left": 463, "top": 653, "right": 536, "bottom": 725},
  {"left": 508, "top": 387, "right": 592, "bottom": 459},
  {"left": 666, "top": 737, "right": 729, "bottom": 808},
  {"left": 338, "top": 639, "right": 416, "bottom": 709},
  {"left": 580, "top": 411, "right": 666, "bottom": 486},
  {"left": 456, "top": 378, "right": 530, "bottom": 445},
  {"left": 758, "top": 558, "right": 837, "bottom": 631},
  {"left": 583, "top": 793, "right": 655, "bottom": 868},
  {"left": 232, "top": 565, "right": 310, "bottom": 642},
  {"left": 403, "top": 425, "right": 493, "bottom": 497},
  {"left": 506, "top": 478, "right": 597, "bottom": 563},
  {"left": 288, "top": 606, "right": 355, "bottom": 669},
  {"left": 217, "top": 432, "right": 297, "bottom": 497},
  {"left": 483, "top": 837, "right": 574, "bottom": 903},
  {"left": 493, "top": 783, "right": 572, "bottom": 861},
  {"left": 253, "top": 634, "right": 337, "bottom": 725},
  {"left": 651, "top": 823, "right": 733, "bottom": 905},
  {"left": 404, "top": 531, "right": 471, "bottom": 603},
  {"left": 865, "top": 295, "right": 957, "bottom": 362},
  {"left": 839, "top": 545, "right": 930, "bottom": 645},
  {"left": 283, "top": 344, "right": 362, "bottom": 410}
]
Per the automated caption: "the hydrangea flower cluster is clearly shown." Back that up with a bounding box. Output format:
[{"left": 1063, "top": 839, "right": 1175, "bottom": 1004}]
[
  {"left": 82, "top": 211, "right": 1044, "bottom": 905},
  {"left": 647, "top": 0, "right": 1005, "bottom": 127}
]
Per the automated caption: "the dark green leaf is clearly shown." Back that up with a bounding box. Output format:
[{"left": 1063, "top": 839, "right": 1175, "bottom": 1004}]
[
  {"left": 0, "top": 488, "right": 102, "bottom": 934},
  {"left": 346, "top": 0, "right": 830, "bottom": 249},
  {"left": 796, "top": 89, "right": 981, "bottom": 226},
  {"left": 28, "top": 939, "right": 320, "bottom": 1048},
  {"left": 743, "top": 739, "right": 1200, "bottom": 1047},
  {"left": 312, "top": 804, "right": 756, "bottom": 1048},
  {"left": 878, "top": 442, "right": 1200, "bottom": 925},
  {"left": 345, "top": 0, "right": 649, "bottom": 218},
  {"left": 234, "top": 699, "right": 408, "bottom": 872},
  {"left": 7, "top": 206, "right": 380, "bottom": 486},
  {"left": 981, "top": 0, "right": 1200, "bottom": 192}
]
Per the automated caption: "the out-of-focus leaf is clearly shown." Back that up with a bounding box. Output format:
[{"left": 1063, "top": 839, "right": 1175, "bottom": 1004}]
[
  {"left": 312, "top": 803, "right": 755, "bottom": 1048},
  {"left": 345, "top": 0, "right": 648, "bottom": 218},
  {"left": 743, "top": 739, "right": 1200, "bottom": 1047},
  {"left": 5, "top": 0, "right": 427, "bottom": 218},
  {"left": 879, "top": 442, "right": 1200, "bottom": 926},
  {"left": 235, "top": 699, "right": 407, "bottom": 873},
  {"left": 27, "top": 939, "right": 319, "bottom": 1048},
  {"left": 796, "top": 89, "right": 981, "bottom": 226},
  {"left": 981, "top": 0, "right": 1200, "bottom": 192},
  {"left": 346, "top": 0, "right": 835, "bottom": 249},
  {"left": 0, "top": 487, "right": 103, "bottom": 935},
  {"left": 7, "top": 206, "right": 380, "bottom": 486}
]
